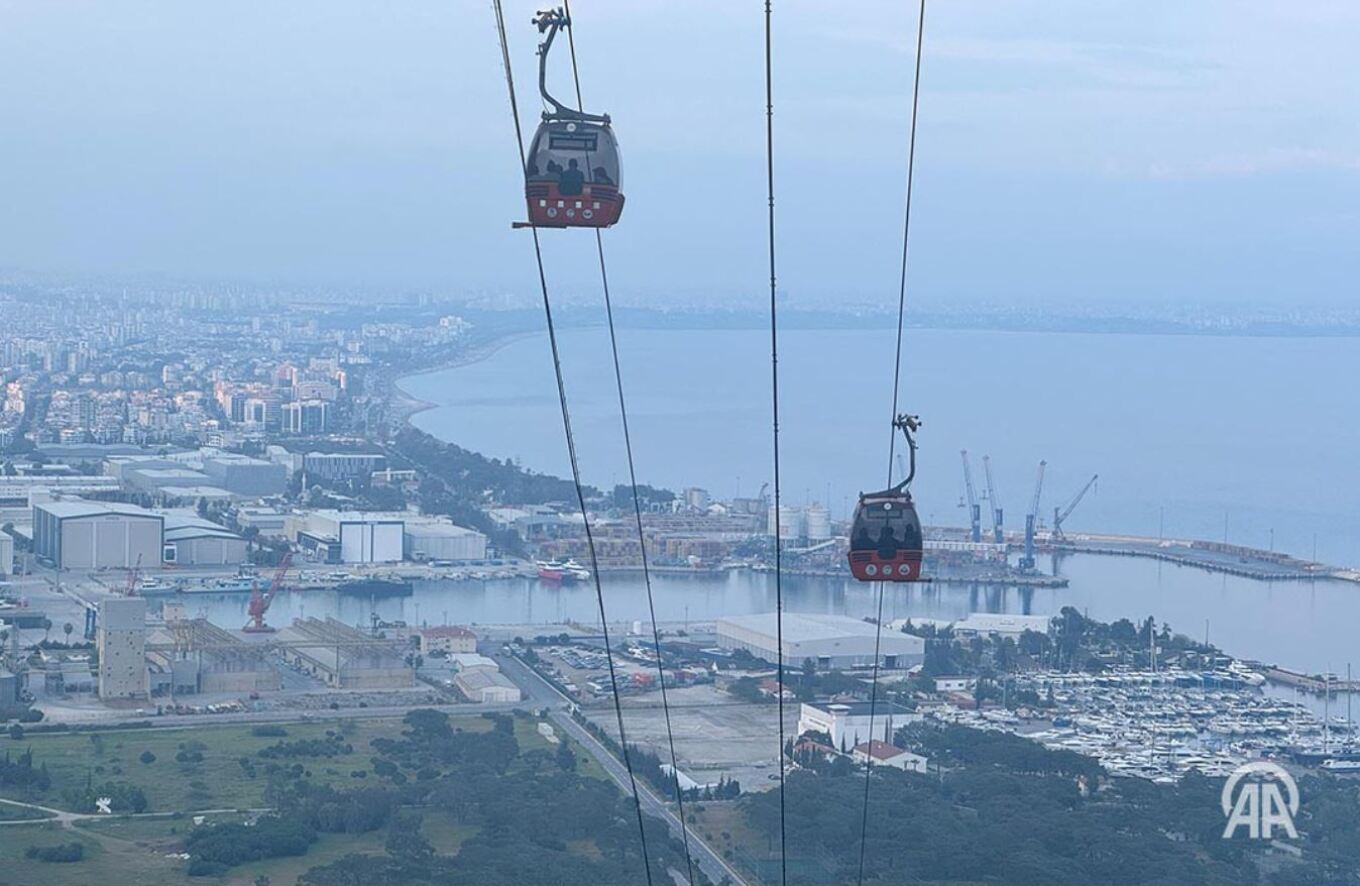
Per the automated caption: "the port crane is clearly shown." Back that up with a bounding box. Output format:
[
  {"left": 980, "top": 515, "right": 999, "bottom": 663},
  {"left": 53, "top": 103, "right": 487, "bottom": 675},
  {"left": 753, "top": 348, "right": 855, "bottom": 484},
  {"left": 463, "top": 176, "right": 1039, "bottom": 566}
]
[
  {"left": 1053, "top": 474, "right": 1099, "bottom": 541},
  {"left": 244, "top": 553, "right": 291, "bottom": 633},
  {"left": 960, "top": 450, "right": 982, "bottom": 543},
  {"left": 1020, "top": 460, "right": 1046, "bottom": 571},
  {"left": 982, "top": 455, "right": 1003, "bottom": 545},
  {"left": 124, "top": 554, "right": 143, "bottom": 597}
]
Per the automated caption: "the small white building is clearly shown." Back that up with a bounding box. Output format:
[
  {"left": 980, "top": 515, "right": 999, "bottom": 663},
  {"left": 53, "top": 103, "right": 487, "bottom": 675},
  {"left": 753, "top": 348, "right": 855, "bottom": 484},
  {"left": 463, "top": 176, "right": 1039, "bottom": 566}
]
[
  {"left": 454, "top": 667, "right": 521, "bottom": 703},
  {"left": 932, "top": 676, "right": 976, "bottom": 693},
  {"left": 798, "top": 701, "right": 922, "bottom": 753},
  {"left": 446, "top": 653, "right": 498, "bottom": 672},
  {"left": 0, "top": 532, "right": 12, "bottom": 575},
  {"left": 853, "top": 740, "right": 928, "bottom": 773}
]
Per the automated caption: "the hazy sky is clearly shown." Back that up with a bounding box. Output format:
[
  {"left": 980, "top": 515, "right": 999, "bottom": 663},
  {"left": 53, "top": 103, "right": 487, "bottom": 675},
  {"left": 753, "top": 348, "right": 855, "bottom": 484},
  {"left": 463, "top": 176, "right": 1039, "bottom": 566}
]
[{"left": 2, "top": 1, "right": 1358, "bottom": 308}]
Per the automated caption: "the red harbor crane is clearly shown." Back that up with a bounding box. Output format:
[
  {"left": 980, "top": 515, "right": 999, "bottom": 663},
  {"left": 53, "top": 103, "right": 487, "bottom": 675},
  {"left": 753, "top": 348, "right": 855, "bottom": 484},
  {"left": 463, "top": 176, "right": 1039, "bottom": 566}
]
[{"left": 244, "top": 553, "right": 291, "bottom": 633}]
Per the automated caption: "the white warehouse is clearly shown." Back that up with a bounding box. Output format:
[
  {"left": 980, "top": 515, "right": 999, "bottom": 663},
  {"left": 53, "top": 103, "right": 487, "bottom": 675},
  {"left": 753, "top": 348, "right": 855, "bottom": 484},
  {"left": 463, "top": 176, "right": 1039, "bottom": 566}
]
[
  {"left": 404, "top": 520, "right": 488, "bottom": 562},
  {"left": 717, "top": 612, "right": 925, "bottom": 670},
  {"left": 299, "top": 510, "right": 403, "bottom": 563},
  {"left": 33, "top": 500, "right": 164, "bottom": 570}
]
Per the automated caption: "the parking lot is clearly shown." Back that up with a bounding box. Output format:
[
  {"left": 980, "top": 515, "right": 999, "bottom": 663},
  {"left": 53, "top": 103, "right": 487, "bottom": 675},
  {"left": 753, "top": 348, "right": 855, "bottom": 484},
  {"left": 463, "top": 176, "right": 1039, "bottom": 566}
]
[{"left": 585, "top": 682, "right": 799, "bottom": 793}]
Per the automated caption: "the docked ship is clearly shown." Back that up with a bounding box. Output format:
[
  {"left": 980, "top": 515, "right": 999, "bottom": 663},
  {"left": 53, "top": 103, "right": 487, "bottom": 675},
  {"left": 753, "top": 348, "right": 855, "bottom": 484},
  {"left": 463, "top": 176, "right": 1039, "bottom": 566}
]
[
  {"left": 174, "top": 577, "right": 256, "bottom": 594},
  {"left": 334, "top": 578, "right": 413, "bottom": 598},
  {"left": 537, "top": 559, "right": 590, "bottom": 583}
]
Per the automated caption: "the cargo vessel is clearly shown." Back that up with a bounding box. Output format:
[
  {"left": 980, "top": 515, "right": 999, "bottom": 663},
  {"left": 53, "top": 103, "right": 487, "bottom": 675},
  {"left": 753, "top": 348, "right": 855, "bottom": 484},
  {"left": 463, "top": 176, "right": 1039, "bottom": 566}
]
[{"left": 335, "top": 578, "right": 413, "bottom": 598}]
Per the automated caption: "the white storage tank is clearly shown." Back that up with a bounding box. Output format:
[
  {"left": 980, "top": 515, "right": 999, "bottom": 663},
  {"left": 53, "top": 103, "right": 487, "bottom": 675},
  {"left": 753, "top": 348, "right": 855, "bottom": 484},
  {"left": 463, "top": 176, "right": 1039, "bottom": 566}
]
[
  {"left": 805, "top": 503, "right": 831, "bottom": 542},
  {"left": 767, "top": 504, "right": 804, "bottom": 541}
]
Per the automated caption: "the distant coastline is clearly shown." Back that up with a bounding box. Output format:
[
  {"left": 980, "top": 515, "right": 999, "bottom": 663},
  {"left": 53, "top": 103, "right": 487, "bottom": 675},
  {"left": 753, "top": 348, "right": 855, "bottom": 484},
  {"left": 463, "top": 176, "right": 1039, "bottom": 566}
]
[{"left": 390, "top": 329, "right": 539, "bottom": 429}]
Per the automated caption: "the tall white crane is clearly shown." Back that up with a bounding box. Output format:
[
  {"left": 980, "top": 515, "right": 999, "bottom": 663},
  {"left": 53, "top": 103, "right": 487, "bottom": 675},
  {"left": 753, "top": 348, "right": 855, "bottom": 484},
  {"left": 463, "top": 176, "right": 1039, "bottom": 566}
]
[
  {"left": 982, "top": 454, "right": 1003, "bottom": 545},
  {"left": 1053, "top": 474, "right": 1099, "bottom": 541},
  {"left": 1020, "top": 460, "right": 1046, "bottom": 571},
  {"left": 960, "top": 451, "right": 981, "bottom": 543}
]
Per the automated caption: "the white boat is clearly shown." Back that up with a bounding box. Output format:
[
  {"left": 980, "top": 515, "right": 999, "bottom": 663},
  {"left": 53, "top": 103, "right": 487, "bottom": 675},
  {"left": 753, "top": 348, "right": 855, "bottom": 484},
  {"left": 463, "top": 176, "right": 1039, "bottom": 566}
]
[{"left": 1321, "top": 758, "right": 1360, "bottom": 772}]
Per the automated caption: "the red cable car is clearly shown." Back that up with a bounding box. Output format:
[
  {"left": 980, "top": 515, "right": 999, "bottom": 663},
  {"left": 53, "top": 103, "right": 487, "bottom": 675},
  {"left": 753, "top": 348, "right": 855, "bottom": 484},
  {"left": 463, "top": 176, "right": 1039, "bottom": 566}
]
[
  {"left": 849, "top": 414, "right": 926, "bottom": 582},
  {"left": 521, "top": 9, "right": 624, "bottom": 229}
]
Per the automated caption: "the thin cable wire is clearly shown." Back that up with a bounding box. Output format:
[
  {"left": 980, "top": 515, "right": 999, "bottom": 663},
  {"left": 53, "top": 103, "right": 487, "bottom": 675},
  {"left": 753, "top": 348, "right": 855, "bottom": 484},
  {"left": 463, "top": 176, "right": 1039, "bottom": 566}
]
[
  {"left": 491, "top": 5, "right": 654, "bottom": 884},
  {"left": 559, "top": 3, "right": 696, "bottom": 882},
  {"left": 764, "top": 2, "right": 788, "bottom": 884},
  {"left": 857, "top": 2, "right": 927, "bottom": 884}
]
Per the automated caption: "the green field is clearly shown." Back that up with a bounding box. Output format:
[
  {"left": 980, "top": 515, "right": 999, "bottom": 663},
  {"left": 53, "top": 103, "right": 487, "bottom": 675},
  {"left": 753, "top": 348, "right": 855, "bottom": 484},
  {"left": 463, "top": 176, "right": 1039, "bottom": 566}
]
[
  {"left": 0, "top": 714, "right": 555, "bottom": 815},
  {"left": 0, "top": 811, "right": 478, "bottom": 886},
  {"left": 0, "top": 713, "right": 568, "bottom": 885}
]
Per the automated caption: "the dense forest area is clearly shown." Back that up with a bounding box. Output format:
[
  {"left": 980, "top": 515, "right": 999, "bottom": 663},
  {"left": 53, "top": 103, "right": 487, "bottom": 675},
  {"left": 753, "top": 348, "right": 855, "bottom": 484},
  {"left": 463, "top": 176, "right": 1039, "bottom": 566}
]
[{"left": 736, "top": 724, "right": 1360, "bottom": 885}]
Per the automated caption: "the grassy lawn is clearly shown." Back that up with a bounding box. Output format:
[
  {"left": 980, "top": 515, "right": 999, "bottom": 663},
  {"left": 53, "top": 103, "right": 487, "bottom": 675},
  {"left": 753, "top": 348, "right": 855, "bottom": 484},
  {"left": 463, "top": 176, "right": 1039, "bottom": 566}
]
[
  {"left": 0, "top": 820, "right": 181, "bottom": 886},
  {"left": 0, "top": 716, "right": 505, "bottom": 814},
  {"left": 0, "top": 713, "right": 566, "bottom": 885}
]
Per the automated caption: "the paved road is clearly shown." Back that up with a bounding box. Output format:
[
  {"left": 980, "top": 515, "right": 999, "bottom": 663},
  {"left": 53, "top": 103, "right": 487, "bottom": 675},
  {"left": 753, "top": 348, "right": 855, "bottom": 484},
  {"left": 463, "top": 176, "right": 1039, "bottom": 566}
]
[
  {"left": 0, "top": 797, "right": 269, "bottom": 828},
  {"left": 497, "top": 652, "right": 751, "bottom": 886}
]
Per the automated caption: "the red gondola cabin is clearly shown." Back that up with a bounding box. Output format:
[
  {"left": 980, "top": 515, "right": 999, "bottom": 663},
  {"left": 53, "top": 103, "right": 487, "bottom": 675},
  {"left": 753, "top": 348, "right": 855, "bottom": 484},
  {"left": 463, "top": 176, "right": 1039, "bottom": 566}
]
[
  {"left": 521, "top": 8, "right": 625, "bottom": 229},
  {"left": 848, "top": 413, "right": 926, "bottom": 583}
]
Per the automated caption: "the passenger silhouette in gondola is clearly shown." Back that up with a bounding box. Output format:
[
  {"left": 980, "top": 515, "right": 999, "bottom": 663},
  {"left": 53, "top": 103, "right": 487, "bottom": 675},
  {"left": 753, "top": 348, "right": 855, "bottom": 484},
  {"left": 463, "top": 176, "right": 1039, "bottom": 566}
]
[
  {"left": 852, "top": 525, "right": 873, "bottom": 551},
  {"left": 559, "top": 158, "right": 586, "bottom": 196},
  {"left": 877, "top": 525, "right": 898, "bottom": 560},
  {"left": 546, "top": 159, "right": 563, "bottom": 177},
  {"left": 593, "top": 165, "right": 614, "bottom": 186}
]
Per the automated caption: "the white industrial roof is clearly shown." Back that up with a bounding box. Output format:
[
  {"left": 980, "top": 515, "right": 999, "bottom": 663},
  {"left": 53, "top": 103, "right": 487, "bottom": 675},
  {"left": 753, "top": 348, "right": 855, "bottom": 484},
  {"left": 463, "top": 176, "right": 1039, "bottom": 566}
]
[
  {"left": 953, "top": 613, "right": 1053, "bottom": 633},
  {"left": 403, "top": 521, "right": 484, "bottom": 538},
  {"left": 164, "top": 525, "right": 244, "bottom": 543},
  {"left": 454, "top": 668, "right": 517, "bottom": 691},
  {"left": 34, "top": 500, "right": 161, "bottom": 520},
  {"left": 719, "top": 612, "right": 909, "bottom": 645}
]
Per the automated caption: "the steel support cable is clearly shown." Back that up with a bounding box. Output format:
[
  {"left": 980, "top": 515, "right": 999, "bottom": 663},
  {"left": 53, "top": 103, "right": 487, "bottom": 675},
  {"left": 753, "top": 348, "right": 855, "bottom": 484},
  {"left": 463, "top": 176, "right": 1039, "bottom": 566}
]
[
  {"left": 491, "top": 4, "right": 654, "bottom": 883},
  {"left": 857, "top": 2, "right": 928, "bottom": 884},
  {"left": 764, "top": 2, "right": 789, "bottom": 884},
  {"left": 558, "top": 3, "right": 697, "bottom": 882}
]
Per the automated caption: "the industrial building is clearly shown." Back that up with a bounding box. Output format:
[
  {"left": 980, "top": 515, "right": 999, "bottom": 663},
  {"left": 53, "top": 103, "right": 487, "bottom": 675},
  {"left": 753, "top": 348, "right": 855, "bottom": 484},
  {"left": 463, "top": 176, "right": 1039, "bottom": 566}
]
[
  {"left": 403, "top": 520, "right": 488, "bottom": 562},
  {"left": 97, "top": 597, "right": 148, "bottom": 698},
  {"left": 235, "top": 506, "right": 288, "bottom": 537},
  {"left": 798, "top": 700, "right": 922, "bottom": 752},
  {"left": 717, "top": 613, "right": 925, "bottom": 670},
  {"left": 276, "top": 617, "right": 412, "bottom": 689},
  {"left": 199, "top": 452, "right": 287, "bottom": 497},
  {"left": 951, "top": 613, "right": 1053, "bottom": 641},
  {"left": 146, "top": 619, "right": 281, "bottom": 695},
  {"left": 454, "top": 667, "right": 522, "bottom": 703},
  {"left": 0, "top": 474, "right": 120, "bottom": 506},
  {"left": 33, "top": 500, "right": 164, "bottom": 569},
  {"left": 298, "top": 511, "right": 404, "bottom": 563},
  {"left": 161, "top": 515, "right": 249, "bottom": 566},
  {"left": 417, "top": 625, "right": 478, "bottom": 656},
  {"left": 302, "top": 452, "right": 386, "bottom": 483}
]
